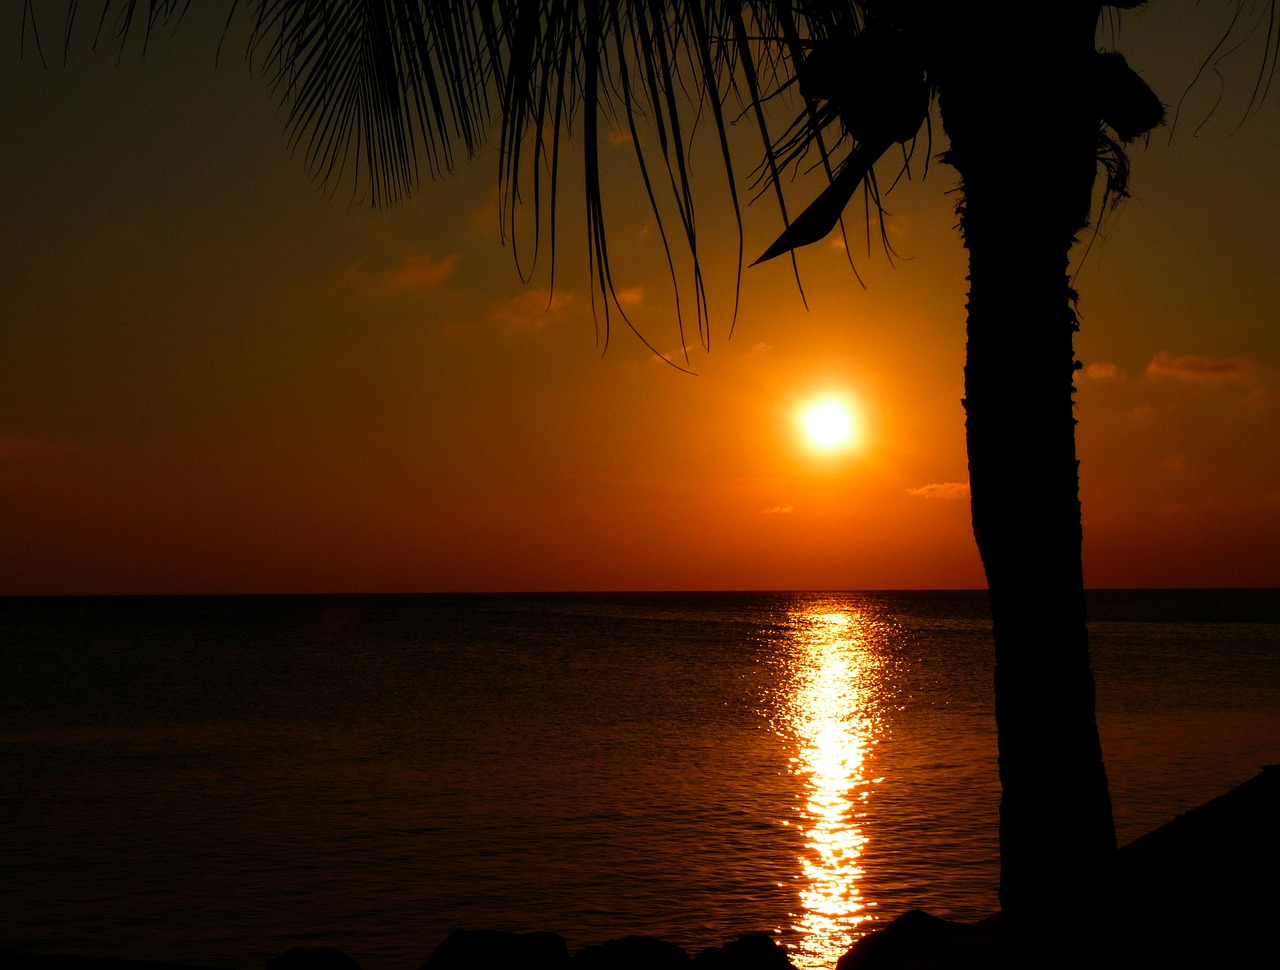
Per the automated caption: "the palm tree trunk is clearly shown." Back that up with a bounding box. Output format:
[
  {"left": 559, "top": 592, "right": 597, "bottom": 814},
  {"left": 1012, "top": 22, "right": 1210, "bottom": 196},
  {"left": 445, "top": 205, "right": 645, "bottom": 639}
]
[
  {"left": 961, "top": 205, "right": 1119, "bottom": 943},
  {"left": 934, "top": 7, "right": 1118, "bottom": 955}
]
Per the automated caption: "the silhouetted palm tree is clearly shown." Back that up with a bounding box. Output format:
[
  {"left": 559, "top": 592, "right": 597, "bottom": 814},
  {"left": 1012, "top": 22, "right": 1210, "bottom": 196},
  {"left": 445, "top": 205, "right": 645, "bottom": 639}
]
[{"left": 51, "top": 0, "right": 1264, "bottom": 960}]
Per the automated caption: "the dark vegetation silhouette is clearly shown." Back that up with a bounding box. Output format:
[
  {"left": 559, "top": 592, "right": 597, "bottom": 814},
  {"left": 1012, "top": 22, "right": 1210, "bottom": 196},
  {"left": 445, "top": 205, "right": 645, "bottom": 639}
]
[{"left": 33, "top": 0, "right": 1279, "bottom": 964}]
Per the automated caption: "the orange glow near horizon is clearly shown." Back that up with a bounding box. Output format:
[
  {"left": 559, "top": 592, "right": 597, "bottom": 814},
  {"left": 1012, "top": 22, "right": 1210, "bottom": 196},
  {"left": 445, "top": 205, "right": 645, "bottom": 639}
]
[
  {"left": 785, "top": 607, "right": 880, "bottom": 968},
  {"left": 2, "top": 11, "right": 1279, "bottom": 595}
]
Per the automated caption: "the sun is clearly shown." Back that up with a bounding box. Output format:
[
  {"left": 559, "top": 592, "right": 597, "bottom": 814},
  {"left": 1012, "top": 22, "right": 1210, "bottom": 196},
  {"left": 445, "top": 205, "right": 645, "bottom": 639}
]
[{"left": 799, "top": 397, "right": 860, "bottom": 453}]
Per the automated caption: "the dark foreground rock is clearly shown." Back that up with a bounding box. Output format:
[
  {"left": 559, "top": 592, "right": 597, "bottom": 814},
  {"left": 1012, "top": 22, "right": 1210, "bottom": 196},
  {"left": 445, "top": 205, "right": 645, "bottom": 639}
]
[
  {"left": 0, "top": 952, "right": 225, "bottom": 970},
  {"left": 421, "top": 929, "right": 570, "bottom": 969},
  {"left": 694, "top": 932, "right": 796, "bottom": 969},
  {"left": 834, "top": 911, "right": 971, "bottom": 970},
  {"left": 268, "top": 948, "right": 362, "bottom": 970},
  {"left": 835, "top": 765, "right": 1280, "bottom": 969},
  {"left": 418, "top": 930, "right": 796, "bottom": 970},
  {"left": 571, "top": 935, "right": 690, "bottom": 969},
  {"left": 1116, "top": 762, "right": 1280, "bottom": 967}
]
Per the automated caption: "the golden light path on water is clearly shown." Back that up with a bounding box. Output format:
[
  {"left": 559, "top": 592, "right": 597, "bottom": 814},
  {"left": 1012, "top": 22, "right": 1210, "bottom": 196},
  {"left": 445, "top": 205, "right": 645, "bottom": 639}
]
[{"left": 784, "top": 607, "right": 883, "bottom": 969}]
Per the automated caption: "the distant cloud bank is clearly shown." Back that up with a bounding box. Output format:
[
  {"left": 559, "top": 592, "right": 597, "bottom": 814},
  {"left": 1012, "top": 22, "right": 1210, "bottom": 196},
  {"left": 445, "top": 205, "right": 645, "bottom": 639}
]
[
  {"left": 907, "top": 481, "right": 970, "bottom": 500},
  {"left": 342, "top": 251, "right": 459, "bottom": 291},
  {"left": 1146, "top": 351, "right": 1254, "bottom": 382},
  {"left": 493, "top": 288, "right": 576, "bottom": 328}
]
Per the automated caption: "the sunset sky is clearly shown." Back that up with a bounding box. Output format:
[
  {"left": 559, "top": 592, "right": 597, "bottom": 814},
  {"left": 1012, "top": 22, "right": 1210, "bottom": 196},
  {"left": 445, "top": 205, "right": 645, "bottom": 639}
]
[{"left": 2, "top": 3, "right": 1277, "bottom": 594}]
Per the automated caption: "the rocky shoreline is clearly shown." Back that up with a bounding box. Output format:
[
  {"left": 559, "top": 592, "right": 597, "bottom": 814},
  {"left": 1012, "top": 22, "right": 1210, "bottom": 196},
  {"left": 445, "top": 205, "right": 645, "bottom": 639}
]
[{"left": 5, "top": 766, "right": 1276, "bottom": 970}]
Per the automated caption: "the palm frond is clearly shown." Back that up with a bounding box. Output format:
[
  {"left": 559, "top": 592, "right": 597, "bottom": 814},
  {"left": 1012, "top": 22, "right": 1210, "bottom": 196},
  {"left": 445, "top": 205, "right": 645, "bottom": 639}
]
[
  {"left": 43, "top": 2, "right": 1280, "bottom": 350},
  {"left": 47, "top": 1, "right": 947, "bottom": 352},
  {"left": 246, "top": 1, "right": 498, "bottom": 206},
  {"left": 27, "top": 0, "right": 192, "bottom": 59}
]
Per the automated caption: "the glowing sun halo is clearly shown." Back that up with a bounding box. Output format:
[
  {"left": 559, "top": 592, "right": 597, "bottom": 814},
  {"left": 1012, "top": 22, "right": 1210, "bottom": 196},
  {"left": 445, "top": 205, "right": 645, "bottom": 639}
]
[{"left": 800, "top": 398, "right": 859, "bottom": 452}]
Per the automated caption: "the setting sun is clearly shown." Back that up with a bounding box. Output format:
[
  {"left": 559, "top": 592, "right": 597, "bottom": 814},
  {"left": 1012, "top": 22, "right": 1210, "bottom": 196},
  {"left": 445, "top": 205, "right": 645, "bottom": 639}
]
[{"left": 800, "top": 398, "right": 860, "bottom": 453}]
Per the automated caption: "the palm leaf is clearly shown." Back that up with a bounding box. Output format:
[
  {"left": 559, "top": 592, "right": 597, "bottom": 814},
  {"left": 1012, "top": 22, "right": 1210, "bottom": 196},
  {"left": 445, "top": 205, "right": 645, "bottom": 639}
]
[
  {"left": 46, "top": 1, "right": 943, "bottom": 349},
  {"left": 750, "top": 138, "right": 888, "bottom": 265}
]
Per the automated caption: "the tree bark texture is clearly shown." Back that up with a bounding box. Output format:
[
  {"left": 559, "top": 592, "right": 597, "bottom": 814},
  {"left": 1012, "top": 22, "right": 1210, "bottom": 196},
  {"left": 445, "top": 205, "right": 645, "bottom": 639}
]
[{"left": 932, "top": 4, "right": 1118, "bottom": 952}]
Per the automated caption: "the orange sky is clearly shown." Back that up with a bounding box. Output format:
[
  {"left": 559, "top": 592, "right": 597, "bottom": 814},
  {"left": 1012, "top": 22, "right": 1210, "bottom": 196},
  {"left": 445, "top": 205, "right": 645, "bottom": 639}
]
[{"left": 2, "top": 4, "right": 1277, "bottom": 594}]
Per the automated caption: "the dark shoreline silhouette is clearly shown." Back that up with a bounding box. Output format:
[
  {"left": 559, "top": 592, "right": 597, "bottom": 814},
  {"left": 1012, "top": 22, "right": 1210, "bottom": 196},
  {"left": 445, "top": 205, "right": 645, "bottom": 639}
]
[{"left": 4, "top": 766, "right": 1276, "bottom": 970}]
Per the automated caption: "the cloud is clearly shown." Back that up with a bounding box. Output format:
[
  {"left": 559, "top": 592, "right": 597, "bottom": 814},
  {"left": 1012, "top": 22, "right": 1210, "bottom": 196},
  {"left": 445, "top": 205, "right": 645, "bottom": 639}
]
[
  {"left": 614, "top": 286, "right": 645, "bottom": 306},
  {"left": 342, "top": 251, "right": 458, "bottom": 291},
  {"left": 1146, "top": 352, "right": 1254, "bottom": 383},
  {"left": 1125, "top": 404, "right": 1156, "bottom": 425},
  {"left": 907, "top": 481, "right": 970, "bottom": 500},
  {"left": 1161, "top": 454, "right": 1187, "bottom": 471},
  {"left": 388, "top": 252, "right": 459, "bottom": 288},
  {"left": 492, "top": 288, "right": 575, "bottom": 328},
  {"left": 469, "top": 186, "right": 503, "bottom": 232},
  {"left": 1083, "top": 361, "right": 1119, "bottom": 380},
  {"left": 761, "top": 505, "right": 794, "bottom": 515},
  {"left": 642, "top": 347, "right": 701, "bottom": 372}
]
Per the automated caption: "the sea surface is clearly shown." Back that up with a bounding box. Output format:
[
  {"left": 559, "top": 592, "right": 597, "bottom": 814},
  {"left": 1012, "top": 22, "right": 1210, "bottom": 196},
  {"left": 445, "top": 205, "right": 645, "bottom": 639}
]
[{"left": 2, "top": 590, "right": 1277, "bottom": 970}]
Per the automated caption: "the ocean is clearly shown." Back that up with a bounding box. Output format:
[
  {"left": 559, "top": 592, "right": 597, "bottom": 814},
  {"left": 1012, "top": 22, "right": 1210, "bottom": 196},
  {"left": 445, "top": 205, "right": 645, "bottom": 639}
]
[{"left": 2, "top": 590, "right": 1277, "bottom": 970}]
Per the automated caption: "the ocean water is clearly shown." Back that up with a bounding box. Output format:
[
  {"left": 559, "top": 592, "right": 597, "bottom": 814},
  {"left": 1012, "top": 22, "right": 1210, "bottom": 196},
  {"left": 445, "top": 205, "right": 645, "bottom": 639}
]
[{"left": 1, "top": 590, "right": 1277, "bottom": 970}]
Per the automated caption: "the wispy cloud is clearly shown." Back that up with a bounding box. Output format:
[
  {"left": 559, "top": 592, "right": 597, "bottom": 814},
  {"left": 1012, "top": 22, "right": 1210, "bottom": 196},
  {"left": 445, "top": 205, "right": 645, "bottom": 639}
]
[
  {"left": 907, "top": 481, "right": 970, "bottom": 500},
  {"left": 761, "top": 505, "right": 794, "bottom": 515},
  {"left": 492, "top": 288, "right": 575, "bottom": 328},
  {"left": 1083, "top": 361, "right": 1119, "bottom": 380},
  {"left": 1125, "top": 404, "right": 1156, "bottom": 425},
  {"left": 342, "top": 252, "right": 459, "bottom": 291},
  {"left": 1146, "top": 351, "right": 1254, "bottom": 383},
  {"left": 387, "top": 252, "right": 459, "bottom": 288},
  {"left": 614, "top": 286, "right": 645, "bottom": 306}
]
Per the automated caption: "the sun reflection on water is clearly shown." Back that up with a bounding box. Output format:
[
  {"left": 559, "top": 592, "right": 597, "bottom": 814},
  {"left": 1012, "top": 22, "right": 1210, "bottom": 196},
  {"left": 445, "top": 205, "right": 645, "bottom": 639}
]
[{"left": 784, "top": 607, "right": 882, "bottom": 969}]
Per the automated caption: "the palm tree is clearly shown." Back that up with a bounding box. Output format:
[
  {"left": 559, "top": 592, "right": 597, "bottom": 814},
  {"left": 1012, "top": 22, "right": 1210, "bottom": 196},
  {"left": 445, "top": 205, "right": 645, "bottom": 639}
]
[{"left": 52, "top": 0, "right": 1260, "bottom": 960}]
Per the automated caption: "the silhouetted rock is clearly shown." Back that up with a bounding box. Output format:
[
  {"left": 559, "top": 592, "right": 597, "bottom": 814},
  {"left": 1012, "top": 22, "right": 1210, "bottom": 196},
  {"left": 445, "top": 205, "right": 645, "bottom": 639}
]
[
  {"left": 421, "top": 930, "right": 570, "bottom": 970},
  {"left": 571, "top": 936, "right": 690, "bottom": 970},
  {"left": 267, "top": 947, "right": 362, "bottom": 970},
  {"left": 0, "top": 952, "right": 222, "bottom": 970},
  {"left": 694, "top": 933, "right": 795, "bottom": 969},
  {"left": 825, "top": 766, "right": 1280, "bottom": 968},
  {"left": 1117, "top": 763, "right": 1280, "bottom": 967},
  {"left": 835, "top": 910, "right": 967, "bottom": 970}
]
